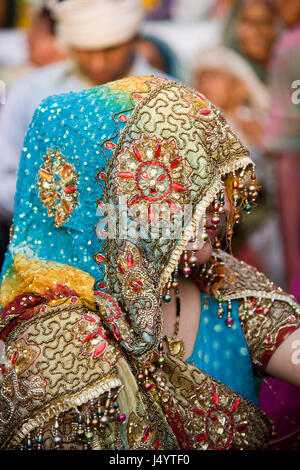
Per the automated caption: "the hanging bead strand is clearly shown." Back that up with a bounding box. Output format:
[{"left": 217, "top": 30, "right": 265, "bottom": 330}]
[
  {"left": 163, "top": 278, "right": 172, "bottom": 303},
  {"left": 53, "top": 416, "right": 62, "bottom": 450},
  {"left": 200, "top": 216, "right": 209, "bottom": 248},
  {"left": 217, "top": 295, "right": 224, "bottom": 318},
  {"left": 84, "top": 406, "right": 93, "bottom": 448},
  {"left": 36, "top": 428, "right": 43, "bottom": 450},
  {"left": 171, "top": 267, "right": 179, "bottom": 289},
  {"left": 182, "top": 250, "right": 191, "bottom": 277},
  {"left": 225, "top": 300, "right": 234, "bottom": 327}
]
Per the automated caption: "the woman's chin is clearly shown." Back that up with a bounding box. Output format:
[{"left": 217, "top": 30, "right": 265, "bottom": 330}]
[
  {"left": 193, "top": 239, "right": 213, "bottom": 266},
  {"left": 179, "top": 237, "right": 214, "bottom": 270},
  {"left": 182, "top": 239, "right": 213, "bottom": 268}
]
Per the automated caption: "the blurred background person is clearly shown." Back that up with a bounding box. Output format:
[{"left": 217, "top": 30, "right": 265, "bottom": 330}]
[
  {"left": 223, "top": 0, "right": 277, "bottom": 84},
  {"left": 0, "top": 0, "right": 30, "bottom": 271},
  {"left": 258, "top": 0, "right": 300, "bottom": 450},
  {"left": 0, "top": 0, "right": 171, "bottom": 268},
  {"left": 27, "top": 3, "right": 66, "bottom": 67},
  {"left": 0, "top": 0, "right": 15, "bottom": 27},
  {"left": 211, "top": 0, "right": 237, "bottom": 20},
  {"left": 192, "top": 46, "right": 283, "bottom": 286},
  {"left": 1, "top": 3, "right": 66, "bottom": 90},
  {"left": 264, "top": 0, "right": 300, "bottom": 290},
  {"left": 193, "top": 46, "right": 269, "bottom": 144},
  {"left": 136, "top": 33, "right": 184, "bottom": 80},
  {"left": 0, "top": 0, "right": 30, "bottom": 87},
  {"left": 170, "top": 0, "right": 220, "bottom": 21},
  {"left": 142, "top": 0, "right": 235, "bottom": 21}
]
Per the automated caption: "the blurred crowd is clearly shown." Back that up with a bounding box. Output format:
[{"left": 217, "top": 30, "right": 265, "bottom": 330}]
[{"left": 0, "top": 0, "right": 299, "bottom": 450}]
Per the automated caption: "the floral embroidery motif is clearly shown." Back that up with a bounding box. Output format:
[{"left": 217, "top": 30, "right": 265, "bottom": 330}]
[
  {"left": 0, "top": 338, "right": 46, "bottom": 426},
  {"left": 117, "top": 242, "right": 159, "bottom": 332},
  {"left": 94, "top": 292, "right": 125, "bottom": 343},
  {"left": 114, "top": 134, "right": 192, "bottom": 221},
  {"left": 2, "top": 338, "right": 41, "bottom": 379},
  {"left": 189, "top": 391, "right": 238, "bottom": 450},
  {"left": 127, "top": 412, "right": 162, "bottom": 450},
  {"left": 205, "top": 124, "right": 227, "bottom": 152},
  {"left": 37, "top": 149, "right": 79, "bottom": 227},
  {"left": 72, "top": 312, "right": 117, "bottom": 364},
  {"left": 181, "top": 89, "right": 215, "bottom": 122}
]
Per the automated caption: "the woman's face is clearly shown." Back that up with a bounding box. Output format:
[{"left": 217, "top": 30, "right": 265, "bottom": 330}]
[
  {"left": 236, "top": 0, "right": 276, "bottom": 63},
  {"left": 136, "top": 40, "right": 167, "bottom": 73},
  {"left": 275, "top": 0, "right": 300, "bottom": 26},
  {"left": 195, "top": 68, "right": 234, "bottom": 111},
  {"left": 182, "top": 187, "right": 232, "bottom": 267}
]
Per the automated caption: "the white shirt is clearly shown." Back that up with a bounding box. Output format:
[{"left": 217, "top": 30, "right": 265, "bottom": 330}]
[{"left": 0, "top": 55, "right": 168, "bottom": 218}]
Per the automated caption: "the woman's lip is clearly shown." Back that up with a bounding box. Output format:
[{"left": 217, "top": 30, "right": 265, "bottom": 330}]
[{"left": 206, "top": 227, "right": 218, "bottom": 237}]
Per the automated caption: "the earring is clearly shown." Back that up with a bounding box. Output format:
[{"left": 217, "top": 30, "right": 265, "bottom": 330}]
[
  {"left": 163, "top": 278, "right": 172, "bottom": 303},
  {"left": 171, "top": 267, "right": 179, "bottom": 289},
  {"left": 225, "top": 300, "right": 234, "bottom": 327},
  {"left": 218, "top": 188, "right": 225, "bottom": 213},
  {"left": 227, "top": 223, "right": 233, "bottom": 241},
  {"left": 163, "top": 267, "right": 180, "bottom": 303},
  {"left": 188, "top": 231, "right": 198, "bottom": 267},
  {"left": 212, "top": 196, "right": 221, "bottom": 226},
  {"left": 233, "top": 173, "right": 241, "bottom": 212},
  {"left": 217, "top": 295, "right": 224, "bottom": 318},
  {"left": 200, "top": 216, "right": 208, "bottom": 242},
  {"left": 188, "top": 250, "right": 198, "bottom": 267},
  {"left": 248, "top": 172, "right": 258, "bottom": 208},
  {"left": 182, "top": 250, "right": 192, "bottom": 277},
  {"left": 243, "top": 171, "right": 258, "bottom": 214}
]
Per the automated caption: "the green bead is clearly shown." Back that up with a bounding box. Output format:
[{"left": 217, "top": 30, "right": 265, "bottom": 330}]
[
  {"left": 243, "top": 304, "right": 248, "bottom": 310},
  {"left": 85, "top": 432, "right": 94, "bottom": 440},
  {"left": 201, "top": 233, "right": 209, "bottom": 241},
  {"left": 245, "top": 205, "right": 252, "bottom": 211},
  {"left": 163, "top": 294, "right": 171, "bottom": 302},
  {"left": 218, "top": 296, "right": 223, "bottom": 303},
  {"left": 158, "top": 357, "right": 165, "bottom": 364}
]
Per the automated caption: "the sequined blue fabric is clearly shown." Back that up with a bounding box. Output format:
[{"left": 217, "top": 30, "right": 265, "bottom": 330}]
[
  {"left": 0, "top": 84, "right": 135, "bottom": 288},
  {"left": 186, "top": 293, "right": 258, "bottom": 405}
]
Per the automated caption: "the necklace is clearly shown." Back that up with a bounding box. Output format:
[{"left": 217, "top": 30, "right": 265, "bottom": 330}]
[{"left": 164, "top": 288, "right": 185, "bottom": 359}]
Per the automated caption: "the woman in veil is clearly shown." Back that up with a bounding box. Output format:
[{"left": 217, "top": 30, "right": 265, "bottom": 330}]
[{"left": 0, "top": 76, "right": 299, "bottom": 450}]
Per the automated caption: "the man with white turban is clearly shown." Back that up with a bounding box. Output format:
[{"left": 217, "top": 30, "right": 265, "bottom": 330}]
[{"left": 0, "top": 0, "right": 169, "bottom": 221}]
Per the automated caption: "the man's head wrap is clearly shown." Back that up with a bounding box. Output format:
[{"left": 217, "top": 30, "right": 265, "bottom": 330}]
[{"left": 49, "top": 0, "right": 144, "bottom": 50}]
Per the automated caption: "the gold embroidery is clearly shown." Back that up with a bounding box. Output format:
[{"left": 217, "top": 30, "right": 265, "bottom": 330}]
[
  {"left": 115, "top": 133, "right": 192, "bottom": 220},
  {"left": 37, "top": 149, "right": 79, "bottom": 228},
  {"left": 211, "top": 250, "right": 300, "bottom": 372}
]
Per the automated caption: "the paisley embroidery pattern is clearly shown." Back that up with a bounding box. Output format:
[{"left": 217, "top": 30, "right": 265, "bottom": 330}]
[
  {"left": 181, "top": 88, "right": 216, "bottom": 122},
  {"left": 0, "top": 338, "right": 47, "bottom": 428},
  {"left": 72, "top": 312, "right": 117, "bottom": 364},
  {"left": 37, "top": 149, "right": 79, "bottom": 227},
  {"left": 205, "top": 124, "right": 227, "bottom": 153}
]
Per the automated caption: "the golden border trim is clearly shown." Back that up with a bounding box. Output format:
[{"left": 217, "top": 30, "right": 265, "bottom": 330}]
[{"left": 9, "top": 376, "right": 122, "bottom": 449}]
